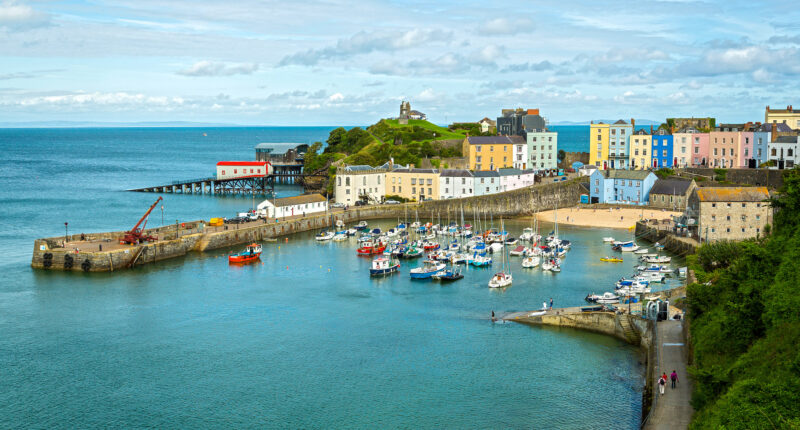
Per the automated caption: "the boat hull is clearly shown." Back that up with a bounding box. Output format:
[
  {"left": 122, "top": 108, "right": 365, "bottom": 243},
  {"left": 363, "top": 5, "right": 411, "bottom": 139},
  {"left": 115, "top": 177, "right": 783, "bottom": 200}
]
[
  {"left": 228, "top": 252, "right": 261, "bottom": 264},
  {"left": 370, "top": 265, "right": 399, "bottom": 276}
]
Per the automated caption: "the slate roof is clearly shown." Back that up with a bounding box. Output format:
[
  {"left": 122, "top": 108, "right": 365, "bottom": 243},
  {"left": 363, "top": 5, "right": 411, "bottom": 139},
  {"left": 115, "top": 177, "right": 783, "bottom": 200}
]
[
  {"left": 695, "top": 187, "right": 770, "bottom": 202},
  {"left": 775, "top": 135, "right": 800, "bottom": 143},
  {"left": 343, "top": 165, "right": 378, "bottom": 172},
  {"left": 613, "top": 119, "right": 628, "bottom": 125},
  {"left": 391, "top": 168, "right": 438, "bottom": 174},
  {"left": 439, "top": 169, "right": 473, "bottom": 177},
  {"left": 497, "top": 168, "right": 523, "bottom": 176},
  {"left": 650, "top": 179, "right": 694, "bottom": 196},
  {"left": 634, "top": 128, "right": 650, "bottom": 135},
  {"left": 758, "top": 123, "right": 794, "bottom": 132},
  {"left": 270, "top": 194, "right": 327, "bottom": 207},
  {"left": 465, "top": 136, "right": 525, "bottom": 145},
  {"left": 473, "top": 170, "right": 500, "bottom": 177},
  {"left": 597, "top": 169, "right": 655, "bottom": 180}
]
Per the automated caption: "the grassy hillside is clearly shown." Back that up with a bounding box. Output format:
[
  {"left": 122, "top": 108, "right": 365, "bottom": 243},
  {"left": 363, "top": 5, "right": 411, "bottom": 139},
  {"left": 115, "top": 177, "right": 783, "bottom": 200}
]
[
  {"left": 382, "top": 119, "right": 467, "bottom": 140},
  {"left": 685, "top": 170, "right": 800, "bottom": 428}
]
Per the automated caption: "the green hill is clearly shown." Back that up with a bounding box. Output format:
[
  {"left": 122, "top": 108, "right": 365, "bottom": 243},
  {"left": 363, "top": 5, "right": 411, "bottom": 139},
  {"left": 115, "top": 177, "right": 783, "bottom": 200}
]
[{"left": 685, "top": 170, "right": 800, "bottom": 428}]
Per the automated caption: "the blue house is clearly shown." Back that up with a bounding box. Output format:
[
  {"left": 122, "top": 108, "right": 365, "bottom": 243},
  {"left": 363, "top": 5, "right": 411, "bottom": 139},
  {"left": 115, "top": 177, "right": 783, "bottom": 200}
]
[
  {"left": 589, "top": 169, "right": 658, "bottom": 205},
  {"left": 651, "top": 127, "right": 673, "bottom": 168}
]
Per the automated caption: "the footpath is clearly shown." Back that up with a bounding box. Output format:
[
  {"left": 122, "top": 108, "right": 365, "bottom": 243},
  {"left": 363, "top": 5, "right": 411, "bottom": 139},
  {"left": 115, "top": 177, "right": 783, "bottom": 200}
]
[{"left": 645, "top": 320, "right": 694, "bottom": 429}]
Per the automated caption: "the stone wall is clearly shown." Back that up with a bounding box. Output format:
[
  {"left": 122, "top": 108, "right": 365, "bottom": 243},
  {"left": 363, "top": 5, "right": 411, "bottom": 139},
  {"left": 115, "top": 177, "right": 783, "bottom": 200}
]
[
  {"left": 419, "top": 156, "right": 469, "bottom": 169},
  {"left": 562, "top": 151, "right": 590, "bottom": 169},
  {"left": 681, "top": 168, "right": 784, "bottom": 189},
  {"left": 32, "top": 181, "right": 580, "bottom": 272},
  {"left": 635, "top": 222, "right": 698, "bottom": 256}
]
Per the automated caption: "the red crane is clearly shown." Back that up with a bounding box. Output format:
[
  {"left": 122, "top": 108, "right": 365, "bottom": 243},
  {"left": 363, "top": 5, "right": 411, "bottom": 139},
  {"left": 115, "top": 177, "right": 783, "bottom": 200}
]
[{"left": 122, "top": 197, "right": 163, "bottom": 245}]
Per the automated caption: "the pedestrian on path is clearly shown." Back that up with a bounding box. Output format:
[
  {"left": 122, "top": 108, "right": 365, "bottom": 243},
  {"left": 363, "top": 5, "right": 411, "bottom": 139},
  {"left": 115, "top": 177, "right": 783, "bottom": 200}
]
[
  {"left": 549, "top": 298, "right": 553, "bottom": 309},
  {"left": 670, "top": 370, "right": 679, "bottom": 389},
  {"left": 658, "top": 375, "right": 666, "bottom": 395}
]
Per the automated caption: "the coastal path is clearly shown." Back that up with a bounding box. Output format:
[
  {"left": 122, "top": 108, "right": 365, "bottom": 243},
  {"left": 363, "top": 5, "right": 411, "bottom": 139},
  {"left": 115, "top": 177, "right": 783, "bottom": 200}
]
[{"left": 644, "top": 320, "right": 693, "bottom": 429}]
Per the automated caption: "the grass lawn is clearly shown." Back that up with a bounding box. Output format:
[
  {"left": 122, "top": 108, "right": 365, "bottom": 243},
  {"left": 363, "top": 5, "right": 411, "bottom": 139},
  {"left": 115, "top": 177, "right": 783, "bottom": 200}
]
[{"left": 383, "top": 119, "right": 466, "bottom": 140}]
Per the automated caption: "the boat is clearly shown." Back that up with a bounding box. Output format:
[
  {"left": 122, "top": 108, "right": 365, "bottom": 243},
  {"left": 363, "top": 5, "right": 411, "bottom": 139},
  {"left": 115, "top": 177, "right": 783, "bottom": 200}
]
[
  {"left": 370, "top": 256, "right": 400, "bottom": 276},
  {"left": 619, "top": 243, "right": 640, "bottom": 252},
  {"left": 355, "top": 221, "right": 368, "bottom": 230},
  {"left": 335, "top": 220, "right": 345, "bottom": 229},
  {"left": 488, "top": 242, "right": 504, "bottom": 253},
  {"left": 422, "top": 241, "right": 440, "bottom": 251},
  {"left": 509, "top": 245, "right": 527, "bottom": 256},
  {"left": 357, "top": 241, "right": 386, "bottom": 256},
  {"left": 600, "top": 257, "right": 623, "bottom": 263},
  {"left": 433, "top": 265, "right": 464, "bottom": 282},
  {"left": 595, "top": 292, "right": 620, "bottom": 304},
  {"left": 521, "top": 255, "right": 540, "bottom": 268},
  {"left": 602, "top": 237, "right": 615, "bottom": 243},
  {"left": 228, "top": 243, "right": 262, "bottom": 264},
  {"left": 410, "top": 259, "right": 446, "bottom": 279},
  {"left": 332, "top": 231, "right": 348, "bottom": 241},
  {"left": 346, "top": 228, "right": 357, "bottom": 236},
  {"left": 504, "top": 237, "right": 518, "bottom": 246},
  {"left": 401, "top": 246, "right": 423, "bottom": 259},
  {"left": 676, "top": 266, "right": 687, "bottom": 279},
  {"left": 451, "top": 252, "right": 471, "bottom": 264},
  {"left": 386, "top": 228, "right": 399, "bottom": 237},
  {"left": 520, "top": 227, "right": 535, "bottom": 242},
  {"left": 370, "top": 228, "right": 382, "bottom": 236},
  {"left": 654, "top": 242, "right": 665, "bottom": 249},
  {"left": 644, "top": 255, "right": 672, "bottom": 264},
  {"left": 489, "top": 220, "right": 513, "bottom": 288},
  {"left": 634, "top": 248, "right": 649, "bottom": 254},
  {"left": 470, "top": 253, "right": 492, "bottom": 267},
  {"left": 315, "top": 230, "right": 335, "bottom": 241}
]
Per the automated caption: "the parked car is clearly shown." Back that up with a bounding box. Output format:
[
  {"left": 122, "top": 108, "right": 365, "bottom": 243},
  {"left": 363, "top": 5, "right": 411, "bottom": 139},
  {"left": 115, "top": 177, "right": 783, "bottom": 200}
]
[
  {"left": 355, "top": 201, "right": 367, "bottom": 206},
  {"left": 384, "top": 199, "right": 400, "bottom": 205},
  {"left": 331, "top": 202, "right": 345, "bottom": 208}
]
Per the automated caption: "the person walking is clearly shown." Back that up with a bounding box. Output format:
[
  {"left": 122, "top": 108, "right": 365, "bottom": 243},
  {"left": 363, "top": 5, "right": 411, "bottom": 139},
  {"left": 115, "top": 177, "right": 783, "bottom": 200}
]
[
  {"left": 670, "top": 370, "right": 679, "bottom": 389},
  {"left": 658, "top": 374, "right": 666, "bottom": 396},
  {"left": 549, "top": 298, "right": 553, "bottom": 309}
]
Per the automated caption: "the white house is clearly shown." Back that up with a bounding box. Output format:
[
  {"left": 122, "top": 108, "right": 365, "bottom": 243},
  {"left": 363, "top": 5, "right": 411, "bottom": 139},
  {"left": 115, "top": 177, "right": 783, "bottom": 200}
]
[
  {"left": 512, "top": 140, "right": 529, "bottom": 169},
  {"left": 578, "top": 164, "right": 598, "bottom": 177},
  {"left": 216, "top": 161, "right": 272, "bottom": 180},
  {"left": 478, "top": 117, "right": 496, "bottom": 133},
  {"left": 498, "top": 168, "right": 528, "bottom": 192},
  {"left": 334, "top": 165, "right": 386, "bottom": 206},
  {"left": 439, "top": 169, "right": 474, "bottom": 199},
  {"left": 258, "top": 194, "right": 327, "bottom": 218},
  {"left": 473, "top": 171, "right": 501, "bottom": 196},
  {"left": 768, "top": 135, "right": 800, "bottom": 169},
  {"left": 526, "top": 131, "right": 558, "bottom": 170}
]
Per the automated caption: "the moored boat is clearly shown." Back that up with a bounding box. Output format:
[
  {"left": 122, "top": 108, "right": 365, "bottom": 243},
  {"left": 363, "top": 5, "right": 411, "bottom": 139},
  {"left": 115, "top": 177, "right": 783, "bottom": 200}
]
[
  {"left": 315, "top": 230, "right": 335, "bottom": 241},
  {"left": 370, "top": 256, "right": 400, "bottom": 276},
  {"left": 228, "top": 243, "right": 262, "bottom": 264},
  {"left": 410, "top": 259, "right": 446, "bottom": 279}
]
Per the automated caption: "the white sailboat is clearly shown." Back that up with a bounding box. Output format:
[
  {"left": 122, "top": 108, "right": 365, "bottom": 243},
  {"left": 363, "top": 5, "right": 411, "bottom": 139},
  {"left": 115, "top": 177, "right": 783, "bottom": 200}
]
[{"left": 489, "top": 219, "right": 513, "bottom": 288}]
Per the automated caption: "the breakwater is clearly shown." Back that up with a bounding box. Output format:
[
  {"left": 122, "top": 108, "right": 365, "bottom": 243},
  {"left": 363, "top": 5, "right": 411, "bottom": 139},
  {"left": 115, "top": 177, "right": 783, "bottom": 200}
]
[
  {"left": 634, "top": 221, "right": 698, "bottom": 256},
  {"left": 31, "top": 181, "right": 583, "bottom": 272}
]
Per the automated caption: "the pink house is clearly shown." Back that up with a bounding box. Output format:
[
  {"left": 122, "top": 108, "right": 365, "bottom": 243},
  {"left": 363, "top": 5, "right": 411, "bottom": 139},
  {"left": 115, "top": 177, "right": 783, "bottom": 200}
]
[
  {"left": 738, "top": 131, "right": 754, "bottom": 168},
  {"left": 709, "top": 130, "right": 739, "bottom": 168},
  {"left": 689, "top": 132, "right": 710, "bottom": 167}
]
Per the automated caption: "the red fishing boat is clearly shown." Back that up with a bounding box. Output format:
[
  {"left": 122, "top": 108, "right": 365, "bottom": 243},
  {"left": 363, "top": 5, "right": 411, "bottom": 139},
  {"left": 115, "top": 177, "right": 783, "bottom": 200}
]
[
  {"left": 228, "top": 243, "right": 262, "bottom": 264},
  {"left": 357, "top": 241, "right": 386, "bottom": 256}
]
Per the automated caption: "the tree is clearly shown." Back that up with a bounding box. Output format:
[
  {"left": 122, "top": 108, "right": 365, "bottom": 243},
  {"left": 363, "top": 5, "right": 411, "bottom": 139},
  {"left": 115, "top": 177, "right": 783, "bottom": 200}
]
[{"left": 557, "top": 149, "right": 566, "bottom": 162}]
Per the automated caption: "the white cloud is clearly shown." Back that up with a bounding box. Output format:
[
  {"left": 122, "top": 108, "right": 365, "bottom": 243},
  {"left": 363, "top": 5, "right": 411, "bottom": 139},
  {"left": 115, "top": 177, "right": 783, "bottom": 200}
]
[
  {"left": 177, "top": 61, "right": 259, "bottom": 77},
  {"left": 0, "top": 1, "right": 49, "bottom": 31},
  {"left": 279, "top": 28, "right": 452, "bottom": 66},
  {"left": 328, "top": 92, "right": 344, "bottom": 102},
  {"left": 481, "top": 18, "right": 533, "bottom": 35}
]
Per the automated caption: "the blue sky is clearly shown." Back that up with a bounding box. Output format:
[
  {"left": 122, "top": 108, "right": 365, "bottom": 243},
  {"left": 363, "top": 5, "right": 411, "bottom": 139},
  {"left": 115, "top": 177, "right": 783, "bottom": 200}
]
[{"left": 1, "top": 0, "right": 799, "bottom": 125}]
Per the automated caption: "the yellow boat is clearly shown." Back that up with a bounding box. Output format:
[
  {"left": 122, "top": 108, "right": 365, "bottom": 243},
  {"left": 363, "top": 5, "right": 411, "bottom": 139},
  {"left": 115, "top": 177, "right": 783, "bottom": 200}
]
[{"left": 600, "top": 257, "right": 623, "bottom": 263}]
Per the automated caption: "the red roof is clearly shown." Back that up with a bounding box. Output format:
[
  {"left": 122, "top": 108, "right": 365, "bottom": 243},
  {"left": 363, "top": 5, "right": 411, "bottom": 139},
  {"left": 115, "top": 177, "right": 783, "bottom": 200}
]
[
  {"left": 527, "top": 108, "right": 539, "bottom": 115},
  {"left": 216, "top": 161, "right": 269, "bottom": 166}
]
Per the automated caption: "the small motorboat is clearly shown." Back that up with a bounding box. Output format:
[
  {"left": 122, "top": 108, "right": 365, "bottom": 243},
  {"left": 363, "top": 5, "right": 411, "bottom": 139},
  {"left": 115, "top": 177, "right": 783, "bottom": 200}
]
[
  {"left": 470, "top": 254, "right": 492, "bottom": 267},
  {"left": 370, "top": 256, "right": 400, "bottom": 276},
  {"left": 370, "top": 228, "right": 382, "bottom": 236},
  {"left": 422, "top": 241, "right": 440, "bottom": 251},
  {"left": 654, "top": 242, "right": 665, "bottom": 249},
  {"left": 600, "top": 257, "right": 623, "bottom": 263},
  {"left": 488, "top": 242, "right": 504, "bottom": 253},
  {"left": 410, "top": 259, "right": 446, "bottom": 279},
  {"left": 401, "top": 246, "right": 423, "bottom": 259},
  {"left": 634, "top": 248, "right": 649, "bottom": 254},
  {"left": 332, "top": 231, "right": 348, "bottom": 241},
  {"left": 451, "top": 252, "right": 471, "bottom": 264},
  {"left": 488, "top": 272, "right": 512, "bottom": 288},
  {"left": 346, "top": 228, "right": 358, "bottom": 236},
  {"left": 386, "top": 228, "right": 399, "bottom": 237},
  {"left": 228, "top": 243, "right": 262, "bottom": 264},
  {"left": 434, "top": 266, "right": 464, "bottom": 282},
  {"left": 644, "top": 255, "right": 672, "bottom": 264},
  {"left": 595, "top": 292, "right": 620, "bottom": 304},
  {"left": 504, "top": 237, "right": 518, "bottom": 246},
  {"left": 509, "top": 245, "right": 527, "bottom": 256},
  {"left": 315, "top": 230, "right": 335, "bottom": 241},
  {"left": 357, "top": 241, "right": 386, "bottom": 256},
  {"left": 603, "top": 237, "right": 615, "bottom": 243},
  {"left": 521, "top": 256, "right": 540, "bottom": 268},
  {"left": 355, "top": 221, "right": 368, "bottom": 230},
  {"left": 520, "top": 228, "right": 535, "bottom": 242}
]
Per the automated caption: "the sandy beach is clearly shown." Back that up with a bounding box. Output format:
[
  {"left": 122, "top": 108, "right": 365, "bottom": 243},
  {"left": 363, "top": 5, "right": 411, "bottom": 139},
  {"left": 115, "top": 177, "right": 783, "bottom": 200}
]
[{"left": 535, "top": 206, "right": 681, "bottom": 229}]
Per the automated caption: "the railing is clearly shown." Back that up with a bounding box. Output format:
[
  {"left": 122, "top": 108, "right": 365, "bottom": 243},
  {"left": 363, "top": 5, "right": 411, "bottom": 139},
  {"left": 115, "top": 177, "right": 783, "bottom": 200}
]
[{"left": 172, "top": 176, "right": 216, "bottom": 185}]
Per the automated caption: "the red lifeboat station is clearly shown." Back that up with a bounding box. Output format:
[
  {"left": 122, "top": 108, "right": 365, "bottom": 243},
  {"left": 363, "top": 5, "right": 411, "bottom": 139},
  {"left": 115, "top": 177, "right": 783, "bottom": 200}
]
[{"left": 216, "top": 161, "right": 273, "bottom": 180}]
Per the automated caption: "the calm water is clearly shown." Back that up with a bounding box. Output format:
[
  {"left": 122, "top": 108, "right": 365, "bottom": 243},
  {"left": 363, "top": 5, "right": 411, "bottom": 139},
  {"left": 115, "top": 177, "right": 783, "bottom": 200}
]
[{"left": 0, "top": 127, "right": 661, "bottom": 428}]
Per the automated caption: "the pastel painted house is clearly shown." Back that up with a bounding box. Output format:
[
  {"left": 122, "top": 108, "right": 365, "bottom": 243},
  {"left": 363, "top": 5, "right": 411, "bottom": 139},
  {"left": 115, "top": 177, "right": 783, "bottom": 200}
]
[
  {"left": 473, "top": 170, "right": 501, "bottom": 196},
  {"left": 688, "top": 130, "right": 710, "bottom": 167},
  {"left": 651, "top": 127, "right": 673, "bottom": 168},
  {"left": 709, "top": 124, "right": 742, "bottom": 168},
  {"left": 589, "top": 169, "right": 658, "bottom": 205},
  {"left": 498, "top": 168, "right": 536, "bottom": 192},
  {"left": 438, "top": 169, "right": 474, "bottom": 199}
]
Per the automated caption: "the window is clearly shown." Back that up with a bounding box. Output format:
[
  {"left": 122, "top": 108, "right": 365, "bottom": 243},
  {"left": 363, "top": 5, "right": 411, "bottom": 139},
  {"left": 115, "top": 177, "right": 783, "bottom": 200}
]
[
  {"left": 756, "top": 214, "right": 760, "bottom": 220},
  {"left": 741, "top": 215, "right": 747, "bottom": 221},
  {"left": 392, "top": 186, "right": 395, "bottom": 192},
  {"left": 445, "top": 178, "right": 450, "bottom": 184},
  {"left": 726, "top": 227, "right": 731, "bottom": 233},
  {"left": 490, "top": 146, "right": 494, "bottom": 152},
  {"left": 428, "top": 188, "right": 432, "bottom": 195},
  {"left": 694, "top": 147, "right": 699, "bottom": 154},
  {"left": 663, "top": 150, "right": 667, "bottom": 157},
  {"left": 412, "top": 187, "right": 416, "bottom": 194},
  {"left": 411, "top": 178, "right": 416, "bottom": 185},
  {"left": 742, "top": 203, "right": 746, "bottom": 208},
  {"left": 727, "top": 203, "right": 731, "bottom": 208},
  {"left": 476, "top": 145, "right": 481, "bottom": 152},
  {"left": 712, "top": 203, "right": 716, "bottom": 208},
  {"left": 346, "top": 177, "right": 350, "bottom": 186},
  {"left": 337, "top": 176, "right": 341, "bottom": 186}
]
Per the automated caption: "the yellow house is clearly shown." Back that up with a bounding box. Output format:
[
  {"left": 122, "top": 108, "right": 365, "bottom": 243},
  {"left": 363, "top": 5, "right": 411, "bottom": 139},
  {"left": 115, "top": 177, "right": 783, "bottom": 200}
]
[
  {"left": 589, "top": 122, "right": 610, "bottom": 169},
  {"left": 462, "top": 136, "right": 521, "bottom": 171},
  {"left": 628, "top": 128, "right": 651, "bottom": 170},
  {"left": 385, "top": 167, "right": 440, "bottom": 201},
  {"left": 765, "top": 105, "right": 800, "bottom": 129}
]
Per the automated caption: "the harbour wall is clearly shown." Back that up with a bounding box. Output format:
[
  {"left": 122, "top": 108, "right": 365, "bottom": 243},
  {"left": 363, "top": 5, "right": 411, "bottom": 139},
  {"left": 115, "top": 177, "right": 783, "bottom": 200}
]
[
  {"left": 634, "top": 221, "right": 698, "bottom": 256},
  {"left": 32, "top": 180, "right": 583, "bottom": 272}
]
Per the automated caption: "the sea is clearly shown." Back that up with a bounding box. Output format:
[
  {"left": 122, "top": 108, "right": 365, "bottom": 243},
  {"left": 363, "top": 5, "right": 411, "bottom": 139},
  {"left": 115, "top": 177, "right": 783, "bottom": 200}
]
[{"left": 0, "top": 126, "right": 669, "bottom": 429}]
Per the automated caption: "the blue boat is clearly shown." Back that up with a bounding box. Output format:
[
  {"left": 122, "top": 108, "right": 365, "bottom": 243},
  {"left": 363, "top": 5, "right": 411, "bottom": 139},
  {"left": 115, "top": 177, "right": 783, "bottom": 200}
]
[{"left": 409, "top": 260, "right": 445, "bottom": 279}]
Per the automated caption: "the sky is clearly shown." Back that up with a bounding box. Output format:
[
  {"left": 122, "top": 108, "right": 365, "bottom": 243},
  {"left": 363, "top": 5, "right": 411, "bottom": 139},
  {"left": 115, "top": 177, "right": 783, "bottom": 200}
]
[{"left": 1, "top": 0, "right": 799, "bottom": 125}]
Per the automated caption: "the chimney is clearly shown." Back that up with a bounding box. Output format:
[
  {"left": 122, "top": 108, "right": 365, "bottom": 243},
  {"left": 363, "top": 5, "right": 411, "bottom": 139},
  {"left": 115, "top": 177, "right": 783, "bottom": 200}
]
[
  {"left": 766, "top": 105, "right": 770, "bottom": 112},
  {"left": 771, "top": 123, "right": 778, "bottom": 142},
  {"left": 631, "top": 118, "right": 635, "bottom": 128},
  {"left": 410, "top": 163, "right": 415, "bottom": 169},
  {"left": 789, "top": 105, "right": 793, "bottom": 111},
  {"left": 650, "top": 125, "right": 654, "bottom": 134}
]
